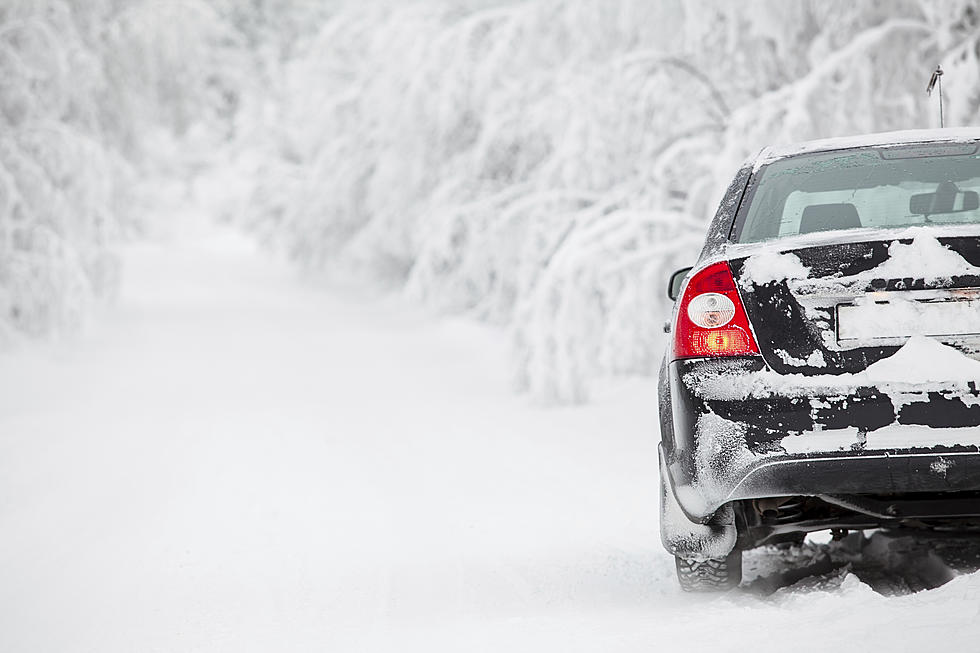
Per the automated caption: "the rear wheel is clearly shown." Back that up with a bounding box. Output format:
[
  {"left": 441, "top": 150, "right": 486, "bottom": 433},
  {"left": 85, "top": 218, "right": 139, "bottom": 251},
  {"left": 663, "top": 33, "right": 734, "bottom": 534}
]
[{"left": 675, "top": 549, "right": 742, "bottom": 592}]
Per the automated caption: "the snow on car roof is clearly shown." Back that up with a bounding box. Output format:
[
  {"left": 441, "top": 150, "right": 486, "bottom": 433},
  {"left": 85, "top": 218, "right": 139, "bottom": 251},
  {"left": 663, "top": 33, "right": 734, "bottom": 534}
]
[{"left": 756, "top": 127, "right": 980, "bottom": 168}]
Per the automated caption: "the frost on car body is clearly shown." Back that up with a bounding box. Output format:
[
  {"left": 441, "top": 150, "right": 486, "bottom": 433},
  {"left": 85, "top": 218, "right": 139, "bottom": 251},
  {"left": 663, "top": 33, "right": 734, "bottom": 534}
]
[{"left": 659, "top": 128, "right": 980, "bottom": 591}]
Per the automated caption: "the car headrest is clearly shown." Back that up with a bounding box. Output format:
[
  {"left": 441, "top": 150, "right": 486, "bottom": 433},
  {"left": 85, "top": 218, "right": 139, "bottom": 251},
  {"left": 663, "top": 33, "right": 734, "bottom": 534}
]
[{"left": 799, "top": 203, "right": 861, "bottom": 235}]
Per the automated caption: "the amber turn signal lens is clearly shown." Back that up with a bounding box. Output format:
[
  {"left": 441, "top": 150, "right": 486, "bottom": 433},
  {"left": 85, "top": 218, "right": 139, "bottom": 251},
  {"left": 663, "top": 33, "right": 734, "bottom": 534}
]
[{"left": 689, "top": 328, "right": 753, "bottom": 357}]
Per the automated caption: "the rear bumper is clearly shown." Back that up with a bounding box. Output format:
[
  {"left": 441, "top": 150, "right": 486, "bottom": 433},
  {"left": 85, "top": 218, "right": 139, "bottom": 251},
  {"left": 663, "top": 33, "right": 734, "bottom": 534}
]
[
  {"left": 668, "top": 446, "right": 980, "bottom": 518},
  {"left": 662, "top": 357, "right": 980, "bottom": 520}
]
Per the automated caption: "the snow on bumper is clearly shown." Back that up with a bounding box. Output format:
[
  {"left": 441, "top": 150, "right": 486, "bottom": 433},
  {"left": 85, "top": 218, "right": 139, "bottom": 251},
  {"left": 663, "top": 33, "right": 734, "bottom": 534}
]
[{"left": 663, "top": 357, "right": 980, "bottom": 521}]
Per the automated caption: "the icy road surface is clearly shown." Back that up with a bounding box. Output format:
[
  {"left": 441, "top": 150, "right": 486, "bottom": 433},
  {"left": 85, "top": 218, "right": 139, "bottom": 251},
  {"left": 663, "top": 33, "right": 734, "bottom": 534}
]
[{"left": 2, "top": 231, "right": 980, "bottom": 652}]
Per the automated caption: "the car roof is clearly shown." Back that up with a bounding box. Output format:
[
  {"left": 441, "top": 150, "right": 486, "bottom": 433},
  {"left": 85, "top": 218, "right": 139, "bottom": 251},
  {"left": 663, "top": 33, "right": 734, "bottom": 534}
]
[{"left": 755, "top": 127, "right": 980, "bottom": 169}]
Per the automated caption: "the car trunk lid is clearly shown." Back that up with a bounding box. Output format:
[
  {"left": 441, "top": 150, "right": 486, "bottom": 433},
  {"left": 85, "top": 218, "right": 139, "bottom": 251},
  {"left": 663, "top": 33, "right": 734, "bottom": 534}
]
[{"left": 728, "top": 231, "right": 980, "bottom": 375}]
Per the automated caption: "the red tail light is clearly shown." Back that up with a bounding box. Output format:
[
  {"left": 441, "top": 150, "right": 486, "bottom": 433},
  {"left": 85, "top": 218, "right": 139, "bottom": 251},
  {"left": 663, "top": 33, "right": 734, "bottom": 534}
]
[{"left": 673, "top": 261, "right": 760, "bottom": 359}]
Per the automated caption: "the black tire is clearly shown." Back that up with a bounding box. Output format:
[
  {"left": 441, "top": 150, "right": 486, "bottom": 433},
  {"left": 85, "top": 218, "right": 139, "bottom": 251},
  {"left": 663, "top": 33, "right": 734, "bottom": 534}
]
[{"left": 675, "top": 549, "right": 743, "bottom": 592}]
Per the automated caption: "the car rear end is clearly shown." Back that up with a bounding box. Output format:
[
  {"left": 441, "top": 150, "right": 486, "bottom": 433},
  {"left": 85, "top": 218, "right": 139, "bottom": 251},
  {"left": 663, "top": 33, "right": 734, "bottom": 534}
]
[{"left": 660, "top": 130, "right": 980, "bottom": 588}]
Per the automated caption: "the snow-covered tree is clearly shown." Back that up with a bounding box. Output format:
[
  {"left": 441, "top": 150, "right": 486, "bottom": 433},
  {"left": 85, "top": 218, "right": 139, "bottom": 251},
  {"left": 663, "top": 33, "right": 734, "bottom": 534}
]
[
  {"left": 0, "top": 0, "right": 258, "bottom": 338},
  {"left": 231, "top": 0, "right": 979, "bottom": 402},
  {"left": 0, "top": 0, "right": 125, "bottom": 339},
  {"left": 11, "top": 0, "right": 979, "bottom": 402}
]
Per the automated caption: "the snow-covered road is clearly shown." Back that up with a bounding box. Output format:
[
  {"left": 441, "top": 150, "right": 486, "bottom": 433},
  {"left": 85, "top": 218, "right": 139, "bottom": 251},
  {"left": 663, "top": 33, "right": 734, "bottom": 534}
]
[{"left": 2, "top": 231, "right": 980, "bottom": 652}]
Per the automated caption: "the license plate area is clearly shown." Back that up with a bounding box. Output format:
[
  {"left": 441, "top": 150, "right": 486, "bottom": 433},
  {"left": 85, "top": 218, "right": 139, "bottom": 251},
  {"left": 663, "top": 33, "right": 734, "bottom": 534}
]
[{"left": 837, "top": 296, "right": 980, "bottom": 343}]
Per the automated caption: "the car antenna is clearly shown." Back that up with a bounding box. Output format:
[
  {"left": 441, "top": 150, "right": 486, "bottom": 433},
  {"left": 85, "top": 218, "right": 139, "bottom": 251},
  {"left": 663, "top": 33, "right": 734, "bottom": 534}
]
[{"left": 926, "top": 64, "right": 944, "bottom": 127}]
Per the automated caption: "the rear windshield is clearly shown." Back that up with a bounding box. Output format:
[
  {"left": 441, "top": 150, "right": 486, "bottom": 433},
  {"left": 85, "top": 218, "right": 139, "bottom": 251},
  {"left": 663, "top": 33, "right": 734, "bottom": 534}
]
[{"left": 734, "top": 142, "right": 980, "bottom": 243}]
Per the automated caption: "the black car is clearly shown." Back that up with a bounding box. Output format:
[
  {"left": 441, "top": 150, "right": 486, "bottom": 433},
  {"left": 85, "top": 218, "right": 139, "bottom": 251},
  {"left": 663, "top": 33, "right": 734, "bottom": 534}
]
[{"left": 659, "top": 128, "right": 980, "bottom": 591}]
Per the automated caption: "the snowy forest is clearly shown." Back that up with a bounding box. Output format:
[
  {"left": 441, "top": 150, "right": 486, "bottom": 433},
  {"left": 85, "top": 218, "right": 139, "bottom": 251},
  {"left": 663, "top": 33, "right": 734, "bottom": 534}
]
[{"left": 6, "top": 0, "right": 980, "bottom": 402}]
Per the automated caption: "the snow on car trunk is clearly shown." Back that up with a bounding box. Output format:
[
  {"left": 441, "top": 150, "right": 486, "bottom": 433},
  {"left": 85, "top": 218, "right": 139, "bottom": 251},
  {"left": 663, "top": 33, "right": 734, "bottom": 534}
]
[{"left": 731, "top": 229, "right": 980, "bottom": 376}]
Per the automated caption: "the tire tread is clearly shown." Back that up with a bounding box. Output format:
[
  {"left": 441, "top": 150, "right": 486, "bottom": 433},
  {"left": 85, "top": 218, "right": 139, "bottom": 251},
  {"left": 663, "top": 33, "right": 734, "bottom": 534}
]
[{"left": 675, "top": 550, "right": 742, "bottom": 592}]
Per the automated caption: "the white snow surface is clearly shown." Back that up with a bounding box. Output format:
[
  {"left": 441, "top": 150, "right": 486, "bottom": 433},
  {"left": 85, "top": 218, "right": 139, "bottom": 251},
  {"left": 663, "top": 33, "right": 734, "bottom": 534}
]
[
  {"left": 776, "top": 348, "right": 826, "bottom": 367},
  {"left": 739, "top": 233, "right": 980, "bottom": 294},
  {"left": 864, "top": 336, "right": 980, "bottom": 384},
  {"left": 838, "top": 296, "right": 980, "bottom": 342},
  {"left": 780, "top": 427, "right": 863, "bottom": 455},
  {"left": 851, "top": 232, "right": 980, "bottom": 283},
  {"left": 4, "top": 228, "right": 980, "bottom": 651},
  {"left": 865, "top": 425, "right": 980, "bottom": 450},
  {"left": 738, "top": 250, "right": 810, "bottom": 288},
  {"left": 782, "top": 423, "right": 980, "bottom": 454},
  {"left": 696, "top": 336, "right": 980, "bottom": 402}
]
